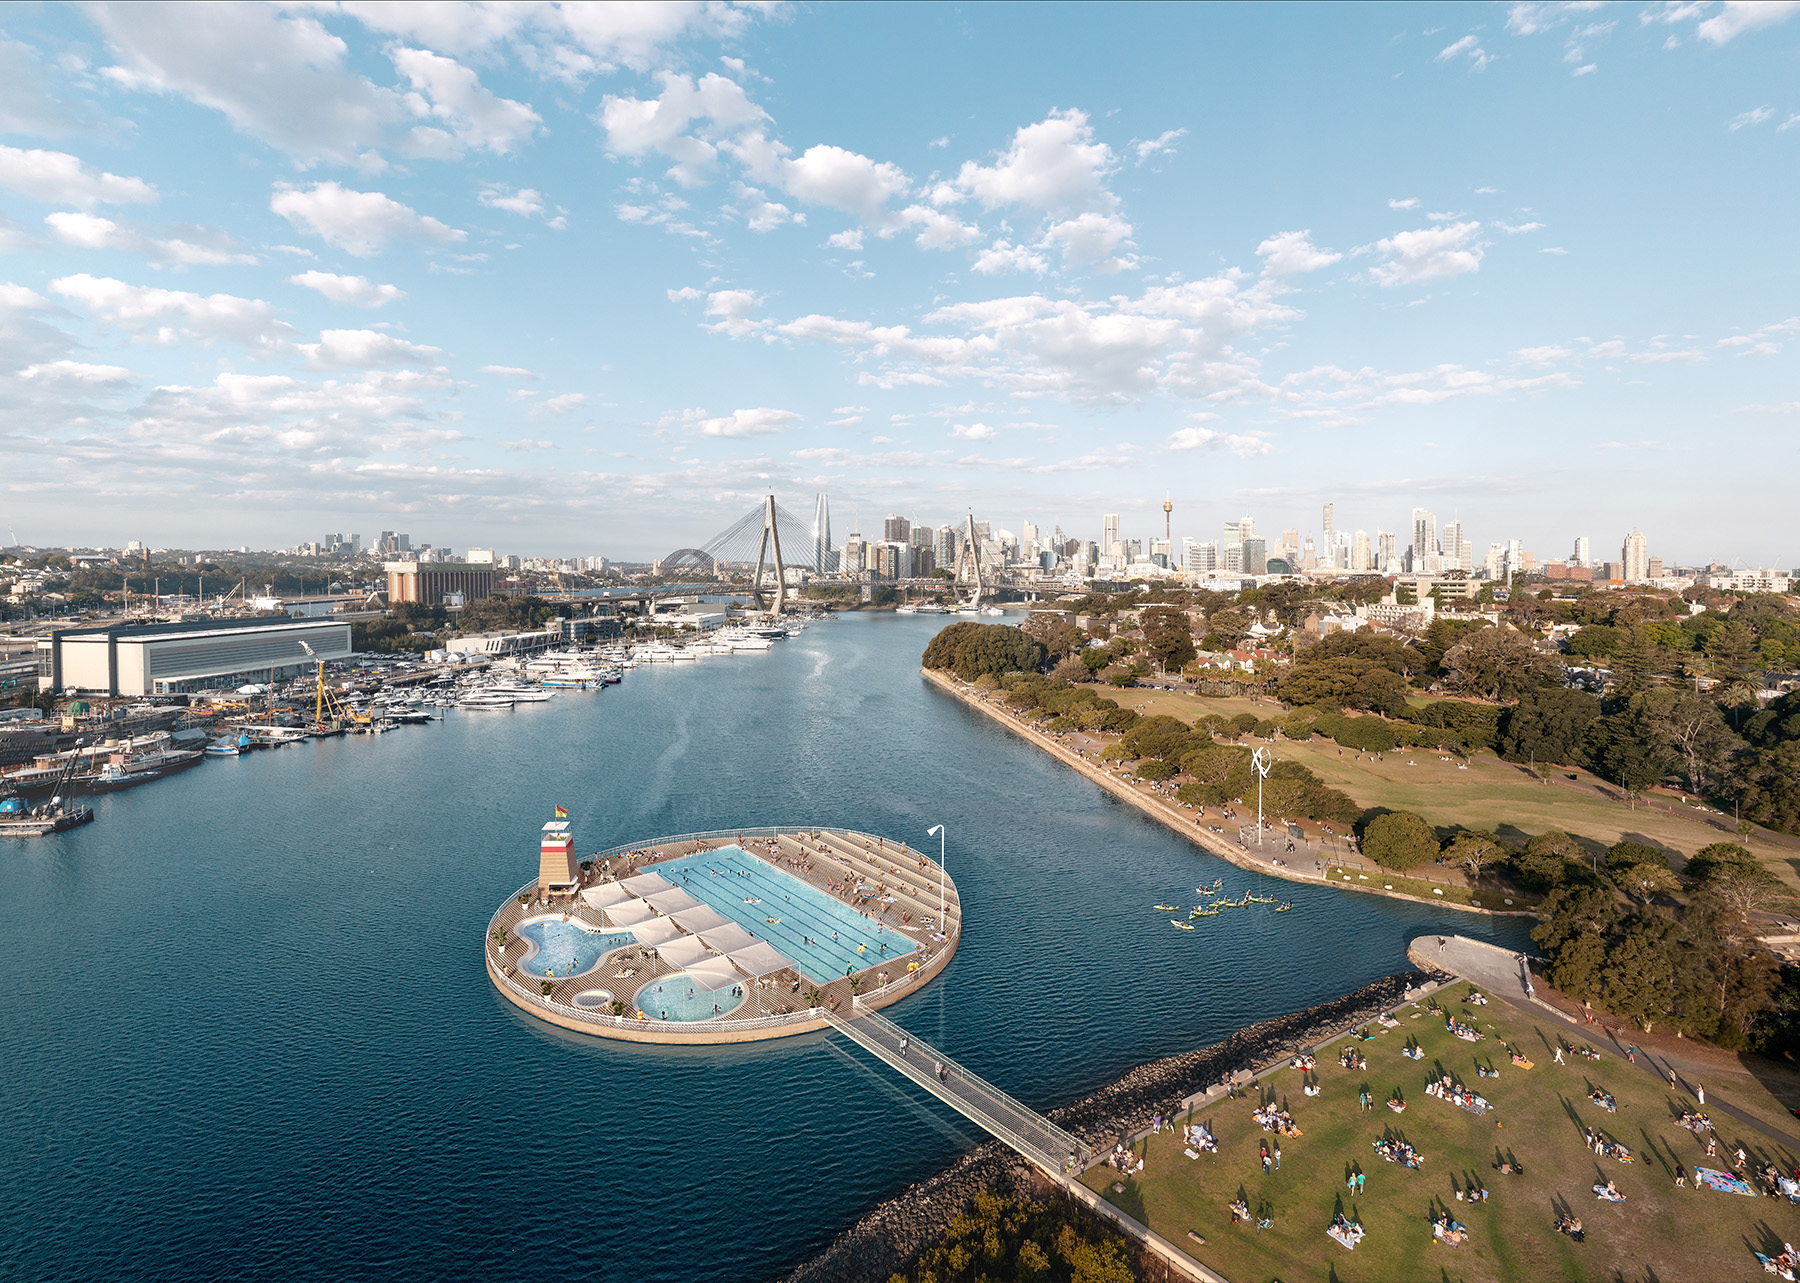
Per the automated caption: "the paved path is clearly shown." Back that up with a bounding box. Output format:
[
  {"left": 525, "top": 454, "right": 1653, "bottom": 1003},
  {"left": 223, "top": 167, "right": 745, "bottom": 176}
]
[{"left": 1415, "top": 934, "right": 1800, "bottom": 1153}]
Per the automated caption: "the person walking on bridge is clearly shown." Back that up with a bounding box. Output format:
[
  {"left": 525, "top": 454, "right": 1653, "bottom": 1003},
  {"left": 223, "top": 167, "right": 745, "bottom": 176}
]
[{"left": 898, "top": 1035, "right": 909, "bottom": 1059}]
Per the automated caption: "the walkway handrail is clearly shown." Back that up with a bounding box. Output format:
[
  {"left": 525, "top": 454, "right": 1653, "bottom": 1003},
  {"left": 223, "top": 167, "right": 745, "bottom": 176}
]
[{"left": 826, "top": 1005, "right": 1091, "bottom": 1173}]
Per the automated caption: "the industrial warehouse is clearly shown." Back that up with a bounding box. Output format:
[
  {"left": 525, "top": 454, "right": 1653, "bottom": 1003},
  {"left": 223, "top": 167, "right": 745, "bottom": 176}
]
[{"left": 36, "top": 617, "right": 354, "bottom": 697}]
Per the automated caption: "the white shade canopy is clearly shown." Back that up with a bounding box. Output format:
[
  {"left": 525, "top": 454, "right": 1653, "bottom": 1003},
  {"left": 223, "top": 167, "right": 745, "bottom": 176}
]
[
  {"left": 698, "top": 923, "right": 758, "bottom": 953},
  {"left": 727, "top": 941, "right": 792, "bottom": 977},
  {"left": 630, "top": 917, "right": 685, "bottom": 946},
  {"left": 683, "top": 958, "right": 744, "bottom": 993},
  {"left": 619, "top": 872, "right": 675, "bottom": 897},
  {"left": 670, "top": 905, "right": 731, "bottom": 934},
  {"left": 603, "top": 899, "right": 656, "bottom": 928},
  {"left": 642, "top": 887, "right": 702, "bottom": 915},
  {"left": 580, "top": 883, "right": 635, "bottom": 909},
  {"left": 654, "top": 936, "right": 713, "bottom": 969}
]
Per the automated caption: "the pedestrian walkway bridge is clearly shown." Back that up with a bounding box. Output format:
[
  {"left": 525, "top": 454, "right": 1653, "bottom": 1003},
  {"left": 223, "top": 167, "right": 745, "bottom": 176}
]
[{"left": 825, "top": 1004, "right": 1092, "bottom": 1174}]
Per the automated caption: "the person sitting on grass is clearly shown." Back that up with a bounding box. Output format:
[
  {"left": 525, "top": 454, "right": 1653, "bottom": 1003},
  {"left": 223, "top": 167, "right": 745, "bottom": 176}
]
[
  {"left": 1594, "top": 1179, "right": 1626, "bottom": 1202},
  {"left": 1228, "top": 1197, "right": 1250, "bottom": 1224},
  {"left": 1555, "top": 1212, "right": 1584, "bottom": 1241}
]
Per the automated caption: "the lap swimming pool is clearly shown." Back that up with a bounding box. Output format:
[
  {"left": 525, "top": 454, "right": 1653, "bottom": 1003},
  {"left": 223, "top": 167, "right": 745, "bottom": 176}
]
[
  {"left": 654, "top": 845, "right": 927, "bottom": 982},
  {"left": 515, "top": 919, "right": 635, "bottom": 980}
]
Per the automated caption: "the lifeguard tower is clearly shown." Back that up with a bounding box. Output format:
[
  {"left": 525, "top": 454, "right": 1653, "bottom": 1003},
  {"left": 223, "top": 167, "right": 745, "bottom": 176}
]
[{"left": 537, "top": 820, "right": 580, "bottom": 897}]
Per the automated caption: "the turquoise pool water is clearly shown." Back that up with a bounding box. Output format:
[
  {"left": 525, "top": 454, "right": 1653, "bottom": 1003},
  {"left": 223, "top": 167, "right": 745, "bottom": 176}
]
[
  {"left": 634, "top": 973, "right": 748, "bottom": 1022},
  {"left": 515, "top": 919, "right": 634, "bottom": 979},
  {"left": 655, "top": 845, "right": 921, "bottom": 982}
]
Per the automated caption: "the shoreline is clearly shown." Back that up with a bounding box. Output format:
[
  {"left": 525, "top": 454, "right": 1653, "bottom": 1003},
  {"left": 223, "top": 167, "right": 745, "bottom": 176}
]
[
  {"left": 781, "top": 969, "right": 1435, "bottom": 1283},
  {"left": 921, "top": 666, "right": 1534, "bottom": 919}
]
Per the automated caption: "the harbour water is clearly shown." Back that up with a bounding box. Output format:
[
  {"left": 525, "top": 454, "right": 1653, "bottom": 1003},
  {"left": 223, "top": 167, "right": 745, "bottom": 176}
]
[{"left": 0, "top": 614, "right": 1530, "bottom": 1282}]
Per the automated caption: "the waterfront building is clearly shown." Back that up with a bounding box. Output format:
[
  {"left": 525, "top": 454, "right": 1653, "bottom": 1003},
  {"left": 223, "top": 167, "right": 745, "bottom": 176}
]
[
  {"left": 537, "top": 821, "right": 580, "bottom": 897},
  {"left": 386, "top": 561, "right": 494, "bottom": 606},
  {"left": 38, "top": 616, "right": 353, "bottom": 697},
  {"left": 1321, "top": 503, "right": 1335, "bottom": 567}
]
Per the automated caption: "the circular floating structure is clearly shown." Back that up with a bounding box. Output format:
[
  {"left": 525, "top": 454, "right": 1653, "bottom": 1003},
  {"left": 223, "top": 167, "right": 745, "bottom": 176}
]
[{"left": 486, "top": 825, "right": 962, "bottom": 1044}]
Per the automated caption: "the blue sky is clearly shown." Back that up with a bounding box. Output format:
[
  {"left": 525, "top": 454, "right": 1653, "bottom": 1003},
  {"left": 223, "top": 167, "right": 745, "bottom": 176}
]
[{"left": 0, "top": 1, "right": 1795, "bottom": 565}]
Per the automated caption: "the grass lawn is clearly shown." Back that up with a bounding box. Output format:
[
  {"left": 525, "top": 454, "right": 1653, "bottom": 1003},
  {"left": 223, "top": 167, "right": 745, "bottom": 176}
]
[
  {"left": 1111, "top": 689, "right": 1798, "bottom": 880},
  {"left": 1322, "top": 865, "right": 1537, "bottom": 912},
  {"left": 1083, "top": 984, "right": 1797, "bottom": 1282}
]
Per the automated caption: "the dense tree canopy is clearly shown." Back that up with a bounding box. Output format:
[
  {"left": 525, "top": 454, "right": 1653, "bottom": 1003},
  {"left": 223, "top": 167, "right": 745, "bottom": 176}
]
[
  {"left": 922, "top": 623, "right": 1047, "bottom": 681},
  {"left": 1360, "top": 811, "right": 1440, "bottom": 871}
]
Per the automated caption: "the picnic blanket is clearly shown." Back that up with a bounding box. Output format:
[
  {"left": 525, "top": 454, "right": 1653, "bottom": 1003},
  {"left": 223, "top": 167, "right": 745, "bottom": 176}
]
[
  {"left": 1326, "top": 1223, "right": 1362, "bottom": 1250},
  {"left": 1695, "top": 1167, "right": 1758, "bottom": 1197}
]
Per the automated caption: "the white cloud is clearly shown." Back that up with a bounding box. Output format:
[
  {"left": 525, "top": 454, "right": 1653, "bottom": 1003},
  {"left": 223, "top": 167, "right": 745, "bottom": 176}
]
[
  {"left": 1631, "top": 348, "right": 1706, "bottom": 363},
  {"left": 1256, "top": 230, "right": 1341, "bottom": 275},
  {"left": 0, "top": 36, "right": 83, "bottom": 135},
  {"left": 703, "top": 288, "right": 762, "bottom": 338},
  {"left": 951, "top": 422, "right": 995, "bottom": 440},
  {"left": 778, "top": 143, "right": 911, "bottom": 228},
  {"left": 972, "top": 239, "right": 1050, "bottom": 275},
  {"left": 827, "top": 414, "right": 863, "bottom": 427},
  {"left": 299, "top": 328, "right": 443, "bottom": 370},
  {"left": 1506, "top": 2, "right": 1606, "bottom": 37},
  {"left": 666, "top": 286, "right": 703, "bottom": 301},
  {"left": 826, "top": 228, "right": 864, "bottom": 251},
  {"left": 694, "top": 407, "right": 800, "bottom": 438},
  {"left": 1435, "top": 34, "right": 1494, "bottom": 70},
  {"left": 1388, "top": 197, "right": 1419, "bottom": 210},
  {"left": 597, "top": 70, "right": 767, "bottom": 186},
  {"left": 1167, "top": 422, "right": 1273, "bottom": 456},
  {"left": 1512, "top": 344, "right": 1572, "bottom": 365},
  {"left": 1040, "top": 212, "right": 1136, "bottom": 271},
  {"left": 334, "top": 2, "right": 534, "bottom": 57},
  {"left": 478, "top": 183, "right": 566, "bottom": 228},
  {"left": 534, "top": 392, "right": 587, "bottom": 415},
  {"left": 391, "top": 46, "right": 539, "bottom": 157},
  {"left": 1728, "top": 105, "right": 1775, "bottom": 130},
  {"left": 901, "top": 204, "right": 980, "bottom": 250},
  {"left": 732, "top": 181, "right": 801, "bottom": 232},
  {"left": 18, "top": 359, "right": 132, "bottom": 385},
  {"left": 1494, "top": 220, "right": 1545, "bottom": 233},
  {"left": 271, "top": 182, "right": 464, "bottom": 257},
  {"left": 44, "top": 212, "right": 257, "bottom": 267},
  {"left": 0, "top": 144, "right": 155, "bottom": 208},
  {"left": 481, "top": 364, "right": 539, "bottom": 378},
  {"left": 50, "top": 273, "right": 293, "bottom": 350},
  {"left": 1698, "top": 1, "right": 1800, "bottom": 44},
  {"left": 1366, "top": 221, "right": 1484, "bottom": 286},
  {"left": 1572, "top": 62, "right": 1597, "bottom": 74},
  {"left": 1132, "top": 128, "right": 1187, "bottom": 162},
  {"left": 1586, "top": 339, "right": 1626, "bottom": 358},
  {"left": 90, "top": 1, "right": 400, "bottom": 163},
  {"left": 289, "top": 271, "right": 406, "bottom": 308},
  {"left": 955, "top": 109, "right": 1117, "bottom": 217}
]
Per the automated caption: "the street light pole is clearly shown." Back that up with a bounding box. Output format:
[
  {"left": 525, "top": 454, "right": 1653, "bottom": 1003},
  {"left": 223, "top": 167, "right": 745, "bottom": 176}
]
[{"left": 927, "top": 824, "right": 945, "bottom": 920}]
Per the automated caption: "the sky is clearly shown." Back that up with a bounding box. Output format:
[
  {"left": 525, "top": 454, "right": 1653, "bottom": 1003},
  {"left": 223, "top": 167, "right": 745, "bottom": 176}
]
[{"left": 0, "top": 1, "right": 1796, "bottom": 565}]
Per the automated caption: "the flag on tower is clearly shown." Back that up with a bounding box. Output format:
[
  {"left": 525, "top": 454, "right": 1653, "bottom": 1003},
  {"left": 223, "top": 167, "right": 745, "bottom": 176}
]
[{"left": 554, "top": 805, "right": 567, "bottom": 818}]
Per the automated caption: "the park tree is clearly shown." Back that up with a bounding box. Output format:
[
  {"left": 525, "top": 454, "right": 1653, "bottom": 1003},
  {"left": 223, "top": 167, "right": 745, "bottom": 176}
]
[
  {"left": 1444, "top": 830, "right": 1508, "bottom": 880},
  {"left": 1684, "top": 843, "right": 1795, "bottom": 921},
  {"left": 1496, "top": 687, "right": 1602, "bottom": 768},
  {"left": 1019, "top": 611, "right": 1087, "bottom": 664},
  {"left": 1360, "top": 811, "right": 1440, "bottom": 871},
  {"left": 1607, "top": 626, "right": 1660, "bottom": 694},
  {"left": 1600, "top": 912, "right": 1678, "bottom": 1033},
  {"left": 1440, "top": 627, "right": 1565, "bottom": 702},
  {"left": 1508, "top": 830, "right": 1596, "bottom": 892},
  {"left": 1140, "top": 606, "right": 1198, "bottom": 673}
]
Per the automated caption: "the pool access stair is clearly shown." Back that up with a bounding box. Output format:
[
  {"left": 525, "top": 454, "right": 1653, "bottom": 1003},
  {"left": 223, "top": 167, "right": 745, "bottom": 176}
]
[{"left": 824, "top": 1003, "right": 1092, "bottom": 1175}]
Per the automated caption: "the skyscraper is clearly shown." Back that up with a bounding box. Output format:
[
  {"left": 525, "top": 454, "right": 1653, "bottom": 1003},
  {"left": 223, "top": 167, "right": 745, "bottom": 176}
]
[
  {"left": 1377, "top": 530, "right": 1398, "bottom": 571},
  {"left": 1321, "top": 503, "right": 1336, "bottom": 568},
  {"left": 1243, "top": 537, "right": 1268, "bottom": 575},
  {"left": 1441, "top": 520, "right": 1469, "bottom": 573},
  {"left": 1351, "top": 529, "right": 1371, "bottom": 572},
  {"left": 1622, "top": 530, "right": 1649, "bottom": 583},
  {"left": 812, "top": 493, "right": 833, "bottom": 572},
  {"left": 1103, "top": 513, "right": 1121, "bottom": 556},
  {"left": 882, "top": 514, "right": 910, "bottom": 544},
  {"left": 1572, "top": 536, "right": 1590, "bottom": 567},
  {"left": 1162, "top": 497, "right": 1173, "bottom": 549},
  {"left": 1409, "top": 507, "right": 1438, "bottom": 573},
  {"left": 934, "top": 524, "right": 957, "bottom": 569}
]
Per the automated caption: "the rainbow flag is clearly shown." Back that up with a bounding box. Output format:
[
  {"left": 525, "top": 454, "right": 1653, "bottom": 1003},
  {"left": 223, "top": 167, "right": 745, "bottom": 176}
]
[{"left": 554, "top": 805, "right": 567, "bottom": 818}]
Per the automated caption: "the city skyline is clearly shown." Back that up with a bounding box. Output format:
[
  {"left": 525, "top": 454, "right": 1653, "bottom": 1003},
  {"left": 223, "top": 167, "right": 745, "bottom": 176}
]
[{"left": 0, "top": 4, "right": 1796, "bottom": 561}]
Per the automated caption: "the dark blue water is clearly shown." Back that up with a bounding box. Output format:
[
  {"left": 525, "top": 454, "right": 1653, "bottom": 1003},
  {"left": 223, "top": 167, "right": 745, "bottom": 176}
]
[{"left": 0, "top": 614, "right": 1528, "bottom": 1281}]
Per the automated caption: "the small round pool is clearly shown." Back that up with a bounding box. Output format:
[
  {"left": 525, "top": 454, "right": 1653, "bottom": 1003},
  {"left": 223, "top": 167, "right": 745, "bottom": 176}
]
[
  {"left": 633, "top": 974, "right": 749, "bottom": 1023},
  {"left": 514, "top": 919, "right": 634, "bottom": 980},
  {"left": 572, "top": 989, "right": 615, "bottom": 1010}
]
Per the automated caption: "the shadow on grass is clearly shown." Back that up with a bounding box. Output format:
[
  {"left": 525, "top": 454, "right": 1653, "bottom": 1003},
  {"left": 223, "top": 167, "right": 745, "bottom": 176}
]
[
  {"left": 1112, "top": 1177, "right": 1147, "bottom": 1224},
  {"left": 1637, "top": 1127, "right": 1674, "bottom": 1179}
]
